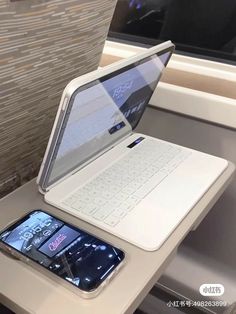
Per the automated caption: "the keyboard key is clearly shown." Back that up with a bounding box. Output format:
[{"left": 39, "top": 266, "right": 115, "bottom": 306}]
[
  {"left": 108, "top": 198, "right": 121, "bottom": 208},
  {"left": 128, "top": 181, "right": 142, "bottom": 190},
  {"left": 126, "top": 195, "right": 141, "bottom": 208},
  {"left": 135, "top": 176, "right": 149, "bottom": 184},
  {"left": 148, "top": 165, "right": 159, "bottom": 174},
  {"left": 121, "top": 182, "right": 141, "bottom": 195},
  {"left": 81, "top": 204, "right": 98, "bottom": 215},
  {"left": 120, "top": 201, "right": 134, "bottom": 212},
  {"left": 112, "top": 208, "right": 127, "bottom": 219},
  {"left": 142, "top": 169, "right": 154, "bottom": 180},
  {"left": 87, "top": 189, "right": 101, "bottom": 197},
  {"left": 71, "top": 200, "right": 86, "bottom": 212},
  {"left": 104, "top": 215, "right": 120, "bottom": 227},
  {"left": 93, "top": 197, "right": 106, "bottom": 206},
  {"left": 112, "top": 180, "right": 126, "bottom": 189},
  {"left": 122, "top": 186, "right": 136, "bottom": 195},
  {"left": 108, "top": 185, "right": 123, "bottom": 194},
  {"left": 93, "top": 207, "right": 114, "bottom": 221},
  {"left": 100, "top": 190, "right": 114, "bottom": 200},
  {"left": 114, "top": 192, "right": 129, "bottom": 203},
  {"left": 79, "top": 195, "right": 92, "bottom": 203}
]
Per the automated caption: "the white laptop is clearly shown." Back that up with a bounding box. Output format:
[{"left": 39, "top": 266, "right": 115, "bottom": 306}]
[{"left": 37, "top": 41, "right": 228, "bottom": 251}]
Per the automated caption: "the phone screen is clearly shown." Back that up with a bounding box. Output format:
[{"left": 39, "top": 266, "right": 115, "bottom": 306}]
[{"left": 0, "top": 210, "right": 124, "bottom": 292}]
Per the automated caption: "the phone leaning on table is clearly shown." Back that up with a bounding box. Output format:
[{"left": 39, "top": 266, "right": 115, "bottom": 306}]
[{"left": 0, "top": 210, "right": 125, "bottom": 298}]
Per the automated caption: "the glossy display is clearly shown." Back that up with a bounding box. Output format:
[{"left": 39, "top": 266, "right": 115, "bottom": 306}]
[
  {"left": 47, "top": 51, "right": 171, "bottom": 185},
  {"left": 0, "top": 210, "right": 125, "bottom": 292}
]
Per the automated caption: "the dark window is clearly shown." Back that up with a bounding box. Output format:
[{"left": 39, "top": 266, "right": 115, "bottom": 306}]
[{"left": 109, "top": 0, "right": 236, "bottom": 64}]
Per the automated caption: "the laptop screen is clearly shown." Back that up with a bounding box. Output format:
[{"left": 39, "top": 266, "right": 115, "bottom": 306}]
[{"left": 46, "top": 50, "right": 172, "bottom": 186}]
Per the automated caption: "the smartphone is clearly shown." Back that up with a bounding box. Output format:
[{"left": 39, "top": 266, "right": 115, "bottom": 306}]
[{"left": 0, "top": 210, "right": 125, "bottom": 298}]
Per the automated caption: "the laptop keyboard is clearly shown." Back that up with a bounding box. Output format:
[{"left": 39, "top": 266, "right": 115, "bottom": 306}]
[{"left": 62, "top": 139, "right": 191, "bottom": 227}]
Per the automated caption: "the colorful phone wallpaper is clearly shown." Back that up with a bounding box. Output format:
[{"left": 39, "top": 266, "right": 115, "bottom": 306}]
[{"left": 0, "top": 211, "right": 124, "bottom": 292}]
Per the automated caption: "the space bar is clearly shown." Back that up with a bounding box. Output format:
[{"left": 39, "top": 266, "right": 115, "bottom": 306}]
[{"left": 134, "top": 171, "right": 168, "bottom": 199}]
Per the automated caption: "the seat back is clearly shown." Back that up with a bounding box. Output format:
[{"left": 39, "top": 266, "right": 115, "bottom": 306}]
[{"left": 0, "top": 0, "right": 116, "bottom": 197}]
